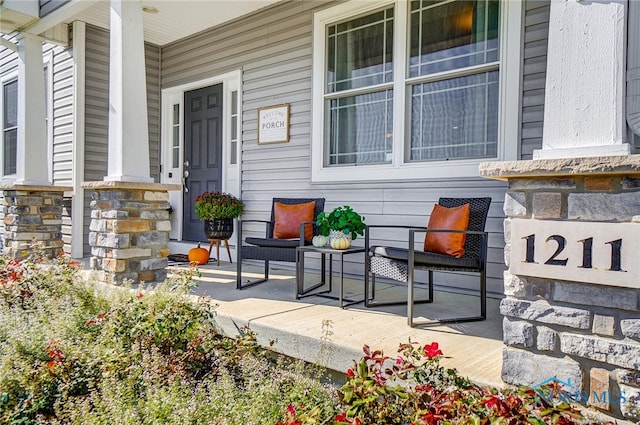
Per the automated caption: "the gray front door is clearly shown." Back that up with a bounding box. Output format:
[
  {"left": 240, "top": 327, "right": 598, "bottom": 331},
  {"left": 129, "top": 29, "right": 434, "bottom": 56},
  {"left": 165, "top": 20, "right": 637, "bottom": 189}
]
[{"left": 182, "top": 84, "right": 223, "bottom": 241}]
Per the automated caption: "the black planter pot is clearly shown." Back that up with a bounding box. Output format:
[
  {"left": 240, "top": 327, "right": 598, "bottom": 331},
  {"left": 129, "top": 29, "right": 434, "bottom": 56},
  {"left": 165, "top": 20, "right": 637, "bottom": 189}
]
[{"left": 204, "top": 218, "right": 234, "bottom": 240}]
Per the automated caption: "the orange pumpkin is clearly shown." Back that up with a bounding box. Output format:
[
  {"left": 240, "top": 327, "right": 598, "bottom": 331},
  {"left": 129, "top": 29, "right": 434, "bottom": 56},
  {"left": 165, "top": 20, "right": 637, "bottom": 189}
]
[{"left": 188, "top": 243, "right": 210, "bottom": 265}]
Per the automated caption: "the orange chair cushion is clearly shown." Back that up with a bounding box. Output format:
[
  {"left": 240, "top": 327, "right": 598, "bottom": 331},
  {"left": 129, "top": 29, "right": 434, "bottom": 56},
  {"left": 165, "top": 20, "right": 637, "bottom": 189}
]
[
  {"left": 423, "top": 203, "right": 470, "bottom": 258},
  {"left": 273, "top": 201, "right": 316, "bottom": 240}
]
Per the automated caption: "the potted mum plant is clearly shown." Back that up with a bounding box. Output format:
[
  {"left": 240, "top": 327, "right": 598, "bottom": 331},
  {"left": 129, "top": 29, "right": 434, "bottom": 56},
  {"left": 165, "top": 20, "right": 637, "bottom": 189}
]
[
  {"left": 315, "top": 205, "right": 365, "bottom": 249},
  {"left": 194, "top": 191, "right": 244, "bottom": 239}
]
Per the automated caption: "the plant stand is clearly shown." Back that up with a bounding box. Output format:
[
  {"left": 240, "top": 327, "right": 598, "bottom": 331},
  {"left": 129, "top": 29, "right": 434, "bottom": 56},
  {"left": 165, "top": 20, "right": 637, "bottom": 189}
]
[{"left": 208, "top": 238, "right": 232, "bottom": 266}]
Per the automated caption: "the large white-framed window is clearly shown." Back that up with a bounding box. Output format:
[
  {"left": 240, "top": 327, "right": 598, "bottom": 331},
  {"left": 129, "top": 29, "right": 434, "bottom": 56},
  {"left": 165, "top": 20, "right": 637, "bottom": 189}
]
[
  {"left": 311, "top": 0, "right": 521, "bottom": 182},
  {"left": 1, "top": 72, "right": 18, "bottom": 178}
]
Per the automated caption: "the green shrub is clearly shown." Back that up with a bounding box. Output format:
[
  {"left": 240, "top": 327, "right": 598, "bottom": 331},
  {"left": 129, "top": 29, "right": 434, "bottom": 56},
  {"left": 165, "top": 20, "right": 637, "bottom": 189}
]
[{"left": 0, "top": 254, "right": 335, "bottom": 425}]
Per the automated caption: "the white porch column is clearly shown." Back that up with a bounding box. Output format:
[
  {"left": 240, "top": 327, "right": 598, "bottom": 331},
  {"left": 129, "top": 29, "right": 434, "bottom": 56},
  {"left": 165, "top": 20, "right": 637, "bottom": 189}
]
[
  {"left": 106, "top": 0, "right": 152, "bottom": 183},
  {"left": 15, "top": 33, "right": 48, "bottom": 185},
  {"left": 534, "top": 0, "right": 630, "bottom": 159}
]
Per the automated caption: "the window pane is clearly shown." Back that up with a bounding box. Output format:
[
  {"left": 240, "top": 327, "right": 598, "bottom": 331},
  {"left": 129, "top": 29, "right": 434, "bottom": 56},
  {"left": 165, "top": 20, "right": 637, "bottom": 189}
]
[
  {"left": 231, "top": 90, "right": 238, "bottom": 111},
  {"left": 230, "top": 116, "right": 238, "bottom": 165},
  {"left": 326, "top": 90, "right": 393, "bottom": 166},
  {"left": 172, "top": 146, "right": 179, "bottom": 169},
  {"left": 327, "top": 7, "right": 394, "bottom": 93},
  {"left": 409, "top": 71, "right": 498, "bottom": 161},
  {"left": 409, "top": 0, "right": 499, "bottom": 77},
  {"left": 3, "top": 128, "right": 17, "bottom": 175},
  {"left": 172, "top": 126, "right": 179, "bottom": 148},
  {"left": 230, "top": 140, "right": 237, "bottom": 165},
  {"left": 172, "top": 103, "right": 179, "bottom": 125},
  {"left": 3, "top": 80, "right": 18, "bottom": 175},
  {"left": 231, "top": 116, "right": 238, "bottom": 141},
  {"left": 3, "top": 80, "right": 17, "bottom": 127},
  {"left": 230, "top": 91, "right": 238, "bottom": 165}
]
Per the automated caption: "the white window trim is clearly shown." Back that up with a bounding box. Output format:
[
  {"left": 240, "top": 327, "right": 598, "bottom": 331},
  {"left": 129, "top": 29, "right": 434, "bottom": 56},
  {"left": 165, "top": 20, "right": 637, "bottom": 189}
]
[
  {"left": 0, "top": 70, "right": 19, "bottom": 180},
  {"left": 160, "top": 70, "right": 242, "bottom": 241},
  {"left": 311, "top": 0, "right": 522, "bottom": 183}
]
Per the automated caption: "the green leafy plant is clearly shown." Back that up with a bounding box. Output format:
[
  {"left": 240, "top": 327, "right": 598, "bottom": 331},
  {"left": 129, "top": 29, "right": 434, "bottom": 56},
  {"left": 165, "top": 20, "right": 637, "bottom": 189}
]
[
  {"left": 315, "top": 205, "right": 366, "bottom": 240},
  {"left": 282, "top": 341, "right": 616, "bottom": 425},
  {"left": 194, "top": 191, "right": 244, "bottom": 220}
]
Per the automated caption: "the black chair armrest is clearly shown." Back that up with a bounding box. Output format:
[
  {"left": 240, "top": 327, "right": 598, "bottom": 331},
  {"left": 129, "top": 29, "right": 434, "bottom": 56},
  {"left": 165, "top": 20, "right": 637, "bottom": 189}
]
[
  {"left": 410, "top": 228, "right": 488, "bottom": 236},
  {"left": 365, "top": 224, "right": 427, "bottom": 251},
  {"left": 237, "top": 219, "right": 272, "bottom": 241},
  {"left": 299, "top": 221, "right": 317, "bottom": 246},
  {"left": 238, "top": 219, "right": 270, "bottom": 225}
]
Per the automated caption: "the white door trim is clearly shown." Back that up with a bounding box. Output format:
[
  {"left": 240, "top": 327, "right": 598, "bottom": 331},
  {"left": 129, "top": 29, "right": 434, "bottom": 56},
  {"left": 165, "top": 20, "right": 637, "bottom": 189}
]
[{"left": 160, "top": 70, "right": 242, "bottom": 241}]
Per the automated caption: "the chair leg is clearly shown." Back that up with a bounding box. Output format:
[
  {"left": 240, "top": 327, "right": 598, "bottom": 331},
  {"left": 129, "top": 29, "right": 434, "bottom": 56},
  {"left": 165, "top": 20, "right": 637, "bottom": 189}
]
[
  {"left": 236, "top": 253, "right": 270, "bottom": 290},
  {"left": 480, "top": 268, "right": 487, "bottom": 320},
  {"left": 366, "top": 261, "right": 433, "bottom": 309},
  {"left": 428, "top": 270, "right": 434, "bottom": 302},
  {"left": 371, "top": 273, "right": 376, "bottom": 300},
  {"left": 408, "top": 265, "right": 415, "bottom": 327},
  {"left": 410, "top": 270, "right": 487, "bottom": 326},
  {"left": 364, "top": 266, "right": 380, "bottom": 305},
  {"left": 364, "top": 255, "right": 374, "bottom": 305}
]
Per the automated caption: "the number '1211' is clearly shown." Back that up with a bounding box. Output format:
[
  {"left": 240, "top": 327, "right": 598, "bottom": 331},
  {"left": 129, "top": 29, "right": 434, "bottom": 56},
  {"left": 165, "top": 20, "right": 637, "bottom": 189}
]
[{"left": 522, "top": 234, "right": 624, "bottom": 272}]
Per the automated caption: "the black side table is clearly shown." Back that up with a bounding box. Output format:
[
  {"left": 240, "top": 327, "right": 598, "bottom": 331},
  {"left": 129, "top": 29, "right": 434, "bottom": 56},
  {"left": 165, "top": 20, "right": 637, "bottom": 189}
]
[{"left": 296, "top": 245, "right": 365, "bottom": 308}]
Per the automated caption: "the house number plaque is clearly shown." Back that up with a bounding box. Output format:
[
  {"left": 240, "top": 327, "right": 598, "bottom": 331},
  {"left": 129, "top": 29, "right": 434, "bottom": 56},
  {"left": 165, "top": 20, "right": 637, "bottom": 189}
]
[{"left": 510, "top": 219, "right": 640, "bottom": 289}]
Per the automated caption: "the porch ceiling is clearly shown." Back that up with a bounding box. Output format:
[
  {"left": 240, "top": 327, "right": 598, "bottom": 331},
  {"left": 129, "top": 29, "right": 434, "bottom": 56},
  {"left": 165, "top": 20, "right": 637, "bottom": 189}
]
[
  {"left": 9, "top": 0, "right": 283, "bottom": 47},
  {"left": 76, "top": 0, "right": 283, "bottom": 46}
]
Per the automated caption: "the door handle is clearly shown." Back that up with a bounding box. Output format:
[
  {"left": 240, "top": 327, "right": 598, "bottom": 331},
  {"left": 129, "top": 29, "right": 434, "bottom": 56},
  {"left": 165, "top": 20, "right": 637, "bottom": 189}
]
[{"left": 183, "top": 170, "right": 189, "bottom": 193}]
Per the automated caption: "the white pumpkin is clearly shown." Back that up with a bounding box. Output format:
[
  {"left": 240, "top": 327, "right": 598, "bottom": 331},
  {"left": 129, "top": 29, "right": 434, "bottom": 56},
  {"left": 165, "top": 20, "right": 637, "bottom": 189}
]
[
  {"left": 312, "top": 235, "right": 328, "bottom": 247},
  {"left": 330, "top": 237, "right": 351, "bottom": 250}
]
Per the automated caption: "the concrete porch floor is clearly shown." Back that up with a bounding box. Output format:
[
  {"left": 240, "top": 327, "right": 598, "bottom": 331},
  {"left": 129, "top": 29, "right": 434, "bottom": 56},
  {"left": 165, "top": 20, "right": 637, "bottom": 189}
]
[{"left": 169, "top": 259, "right": 505, "bottom": 388}]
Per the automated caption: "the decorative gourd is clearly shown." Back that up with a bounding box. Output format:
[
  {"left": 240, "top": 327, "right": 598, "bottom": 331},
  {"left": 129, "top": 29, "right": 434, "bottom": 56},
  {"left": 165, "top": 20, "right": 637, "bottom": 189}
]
[
  {"left": 188, "top": 242, "right": 210, "bottom": 265},
  {"left": 312, "top": 235, "right": 328, "bottom": 247},
  {"left": 330, "top": 237, "right": 351, "bottom": 250}
]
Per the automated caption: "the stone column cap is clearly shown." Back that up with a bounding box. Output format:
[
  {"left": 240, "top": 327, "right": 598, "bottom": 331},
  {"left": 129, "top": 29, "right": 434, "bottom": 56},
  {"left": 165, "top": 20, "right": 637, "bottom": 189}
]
[
  {"left": 82, "top": 181, "right": 182, "bottom": 191},
  {"left": 0, "top": 184, "right": 73, "bottom": 192},
  {"left": 480, "top": 155, "right": 640, "bottom": 181}
]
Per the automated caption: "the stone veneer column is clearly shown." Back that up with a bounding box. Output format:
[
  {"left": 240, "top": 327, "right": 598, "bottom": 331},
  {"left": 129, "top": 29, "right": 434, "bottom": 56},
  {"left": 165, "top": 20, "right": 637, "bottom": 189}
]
[
  {"left": 82, "top": 181, "right": 181, "bottom": 284},
  {"left": 480, "top": 156, "right": 640, "bottom": 422},
  {"left": 1, "top": 185, "right": 72, "bottom": 258}
]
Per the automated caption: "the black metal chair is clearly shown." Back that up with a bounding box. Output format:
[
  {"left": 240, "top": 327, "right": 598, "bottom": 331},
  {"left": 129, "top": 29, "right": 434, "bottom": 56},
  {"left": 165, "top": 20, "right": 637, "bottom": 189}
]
[
  {"left": 236, "top": 198, "right": 325, "bottom": 290},
  {"left": 364, "top": 197, "right": 491, "bottom": 326}
]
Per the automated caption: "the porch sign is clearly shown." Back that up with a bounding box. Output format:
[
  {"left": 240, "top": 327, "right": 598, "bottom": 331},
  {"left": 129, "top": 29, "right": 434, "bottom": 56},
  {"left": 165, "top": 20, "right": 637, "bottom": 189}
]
[
  {"left": 510, "top": 219, "right": 640, "bottom": 289},
  {"left": 258, "top": 104, "right": 289, "bottom": 144}
]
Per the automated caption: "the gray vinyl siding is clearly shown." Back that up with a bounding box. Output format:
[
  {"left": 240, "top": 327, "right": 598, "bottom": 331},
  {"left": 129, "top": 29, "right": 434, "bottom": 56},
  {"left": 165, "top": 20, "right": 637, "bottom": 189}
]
[
  {"left": 147, "top": 47, "right": 161, "bottom": 178},
  {"left": 520, "top": 0, "right": 550, "bottom": 159},
  {"left": 0, "top": 32, "right": 74, "bottom": 254},
  {"left": 160, "top": 0, "right": 514, "bottom": 296},
  {"left": 82, "top": 24, "right": 161, "bottom": 255},
  {"left": 45, "top": 33, "right": 75, "bottom": 254},
  {"left": 83, "top": 25, "right": 110, "bottom": 256}
]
